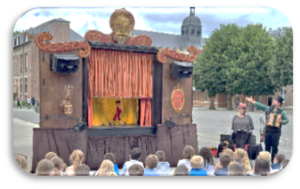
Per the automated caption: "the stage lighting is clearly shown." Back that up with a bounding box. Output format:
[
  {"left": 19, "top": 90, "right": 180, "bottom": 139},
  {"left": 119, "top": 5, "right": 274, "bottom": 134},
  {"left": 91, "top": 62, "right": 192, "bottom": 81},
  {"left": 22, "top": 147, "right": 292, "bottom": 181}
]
[
  {"left": 50, "top": 54, "right": 79, "bottom": 74},
  {"left": 74, "top": 122, "right": 87, "bottom": 133},
  {"left": 170, "top": 61, "right": 194, "bottom": 78}
]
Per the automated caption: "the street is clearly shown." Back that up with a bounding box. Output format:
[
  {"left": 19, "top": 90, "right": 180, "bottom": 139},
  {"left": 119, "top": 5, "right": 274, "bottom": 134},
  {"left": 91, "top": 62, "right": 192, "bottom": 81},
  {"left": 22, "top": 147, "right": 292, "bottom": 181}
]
[{"left": 12, "top": 107, "right": 293, "bottom": 172}]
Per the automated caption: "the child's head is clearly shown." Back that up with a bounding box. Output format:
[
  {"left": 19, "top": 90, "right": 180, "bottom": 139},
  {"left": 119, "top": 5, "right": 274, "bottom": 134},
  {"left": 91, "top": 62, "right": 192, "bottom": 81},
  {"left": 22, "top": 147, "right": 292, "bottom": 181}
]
[
  {"left": 145, "top": 154, "right": 159, "bottom": 169},
  {"left": 199, "top": 147, "right": 214, "bottom": 165},
  {"left": 182, "top": 145, "right": 195, "bottom": 160},
  {"left": 155, "top": 151, "right": 165, "bottom": 162},
  {"left": 36, "top": 159, "right": 54, "bottom": 176},
  {"left": 258, "top": 151, "right": 271, "bottom": 163},
  {"left": 70, "top": 149, "right": 84, "bottom": 170},
  {"left": 191, "top": 155, "right": 204, "bottom": 169},
  {"left": 219, "top": 153, "right": 231, "bottom": 168},
  {"left": 15, "top": 154, "right": 28, "bottom": 172},
  {"left": 116, "top": 100, "right": 121, "bottom": 107},
  {"left": 45, "top": 152, "right": 57, "bottom": 160},
  {"left": 104, "top": 153, "right": 116, "bottom": 163},
  {"left": 130, "top": 148, "right": 142, "bottom": 160},
  {"left": 51, "top": 157, "right": 64, "bottom": 176},
  {"left": 96, "top": 160, "right": 115, "bottom": 176},
  {"left": 174, "top": 164, "right": 190, "bottom": 176},
  {"left": 229, "top": 162, "right": 244, "bottom": 176},
  {"left": 254, "top": 158, "right": 270, "bottom": 176},
  {"left": 128, "top": 164, "right": 144, "bottom": 176},
  {"left": 75, "top": 164, "right": 91, "bottom": 176},
  {"left": 274, "top": 154, "right": 285, "bottom": 164},
  {"left": 223, "top": 148, "right": 235, "bottom": 162},
  {"left": 281, "top": 159, "right": 289, "bottom": 169}
]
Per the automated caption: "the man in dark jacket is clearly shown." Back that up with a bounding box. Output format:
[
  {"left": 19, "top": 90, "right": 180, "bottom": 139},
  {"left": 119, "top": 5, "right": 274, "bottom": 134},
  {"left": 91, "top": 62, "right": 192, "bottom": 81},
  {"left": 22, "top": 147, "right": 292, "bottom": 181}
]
[{"left": 31, "top": 97, "right": 35, "bottom": 109}]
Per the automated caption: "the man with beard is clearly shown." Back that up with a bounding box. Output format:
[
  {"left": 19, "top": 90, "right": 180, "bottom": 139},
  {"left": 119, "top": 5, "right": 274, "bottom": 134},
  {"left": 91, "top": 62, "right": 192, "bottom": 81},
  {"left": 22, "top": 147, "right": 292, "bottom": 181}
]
[{"left": 245, "top": 96, "right": 289, "bottom": 162}]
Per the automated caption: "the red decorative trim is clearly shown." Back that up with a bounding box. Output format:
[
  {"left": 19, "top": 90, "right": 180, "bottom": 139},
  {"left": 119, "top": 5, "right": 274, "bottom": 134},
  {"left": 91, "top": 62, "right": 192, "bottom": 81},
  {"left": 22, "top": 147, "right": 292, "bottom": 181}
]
[
  {"left": 35, "top": 32, "right": 91, "bottom": 58},
  {"left": 126, "top": 35, "right": 152, "bottom": 46},
  {"left": 84, "top": 30, "right": 113, "bottom": 43},
  {"left": 156, "top": 46, "right": 200, "bottom": 63}
]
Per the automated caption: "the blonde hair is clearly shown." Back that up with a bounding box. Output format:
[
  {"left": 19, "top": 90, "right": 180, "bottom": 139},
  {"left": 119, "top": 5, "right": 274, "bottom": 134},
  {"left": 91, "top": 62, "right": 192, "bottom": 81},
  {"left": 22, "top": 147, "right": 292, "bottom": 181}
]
[
  {"left": 36, "top": 159, "right": 54, "bottom": 176},
  {"left": 182, "top": 145, "right": 195, "bottom": 160},
  {"left": 236, "top": 148, "right": 251, "bottom": 174},
  {"left": 258, "top": 151, "right": 271, "bottom": 162},
  {"left": 70, "top": 150, "right": 84, "bottom": 171},
  {"left": 95, "top": 160, "right": 117, "bottom": 176},
  {"left": 45, "top": 152, "right": 57, "bottom": 160},
  {"left": 15, "top": 154, "right": 28, "bottom": 172},
  {"left": 191, "top": 155, "right": 204, "bottom": 168},
  {"left": 51, "top": 157, "right": 64, "bottom": 176},
  {"left": 223, "top": 148, "right": 235, "bottom": 163}
]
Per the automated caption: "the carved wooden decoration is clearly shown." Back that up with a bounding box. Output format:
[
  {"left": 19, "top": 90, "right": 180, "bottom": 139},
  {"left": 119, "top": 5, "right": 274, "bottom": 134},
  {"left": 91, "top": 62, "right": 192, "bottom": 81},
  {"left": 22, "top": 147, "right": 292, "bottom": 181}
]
[
  {"left": 157, "top": 45, "right": 199, "bottom": 63},
  {"left": 171, "top": 83, "right": 185, "bottom": 113},
  {"left": 84, "top": 30, "right": 114, "bottom": 43}
]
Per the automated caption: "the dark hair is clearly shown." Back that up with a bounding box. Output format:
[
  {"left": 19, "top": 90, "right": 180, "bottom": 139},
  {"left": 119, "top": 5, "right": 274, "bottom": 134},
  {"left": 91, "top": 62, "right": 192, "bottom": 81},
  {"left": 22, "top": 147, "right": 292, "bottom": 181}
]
[
  {"left": 75, "top": 164, "right": 90, "bottom": 176},
  {"left": 253, "top": 158, "right": 270, "bottom": 176},
  {"left": 130, "top": 148, "right": 142, "bottom": 160},
  {"left": 145, "top": 154, "right": 159, "bottom": 169},
  {"left": 281, "top": 159, "right": 289, "bottom": 169},
  {"left": 182, "top": 145, "right": 195, "bottom": 160},
  {"left": 174, "top": 164, "right": 190, "bottom": 176},
  {"left": 199, "top": 147, "right": 215, "bottom": 168},
  {"left": 229, "top": 163, "right": 245, "bottom": 176},
  {"left": 155, "top": 151, "right": 165, "bottom": 162},
  {"left": 51, "top": 157, "right": 64, "bottom": 176},
  {"left": 104, "top": 153, "right": 116, "bottom": 163},
  {"left": 275, "top": 154, "right": 285, "bottom": 164},
  {"left": 128, "top": 164, "right": 144, "bottom": 176},
  {"left": 219, "top": 153, "right": 231, "bottom": 168},
  {"left": 36, "top": 159, "right": 54, "bottom": 176},
  {"left": 116, "top": 100, "right": 121, "bottom": 104}
]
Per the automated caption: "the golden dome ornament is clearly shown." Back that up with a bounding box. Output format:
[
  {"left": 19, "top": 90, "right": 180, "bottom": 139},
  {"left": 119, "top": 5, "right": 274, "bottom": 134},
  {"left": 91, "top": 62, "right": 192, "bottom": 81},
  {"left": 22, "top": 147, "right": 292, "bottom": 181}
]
[{"left": 109, "top": 8, "right": 135, "bottom": 44}]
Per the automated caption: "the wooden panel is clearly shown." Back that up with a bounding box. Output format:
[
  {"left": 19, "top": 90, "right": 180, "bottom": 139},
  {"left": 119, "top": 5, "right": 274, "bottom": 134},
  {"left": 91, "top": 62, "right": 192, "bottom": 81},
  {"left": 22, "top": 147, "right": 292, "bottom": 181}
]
[{"left": 152, "top": 55, "right": 163, "bottom": 126}]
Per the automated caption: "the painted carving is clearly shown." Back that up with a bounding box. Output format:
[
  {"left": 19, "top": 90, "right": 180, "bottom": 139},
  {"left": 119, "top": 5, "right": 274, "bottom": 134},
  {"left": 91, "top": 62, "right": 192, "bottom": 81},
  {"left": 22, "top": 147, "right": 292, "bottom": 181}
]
[
  {"left": 157, "top": 45, "right": 200, "bottom": 63},
  {"left": 34, "top": 32, "right": 91, "bottom": 58},
  {"left": 171, "top": 83, "right": 184, "bottom": 113},
  {"left": 84, "top": 30, "right": 113, "bottom": 43},
  {"left": 126, "top": 35, "right": 152, "bottom": 46}
]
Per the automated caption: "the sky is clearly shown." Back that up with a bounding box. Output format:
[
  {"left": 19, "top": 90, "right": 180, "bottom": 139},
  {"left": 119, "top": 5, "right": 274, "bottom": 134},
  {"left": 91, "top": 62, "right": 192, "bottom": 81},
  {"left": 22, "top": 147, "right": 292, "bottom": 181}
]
[{"left": 14, "top": 7, "right": 291, "bottom": 38}]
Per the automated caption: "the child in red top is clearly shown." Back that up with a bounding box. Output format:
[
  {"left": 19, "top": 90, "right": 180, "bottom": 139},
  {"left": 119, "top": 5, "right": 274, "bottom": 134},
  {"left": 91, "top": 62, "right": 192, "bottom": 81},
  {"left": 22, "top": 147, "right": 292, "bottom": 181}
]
[{"left": 110, "top": 100, "right": 125, "bottom": 126}]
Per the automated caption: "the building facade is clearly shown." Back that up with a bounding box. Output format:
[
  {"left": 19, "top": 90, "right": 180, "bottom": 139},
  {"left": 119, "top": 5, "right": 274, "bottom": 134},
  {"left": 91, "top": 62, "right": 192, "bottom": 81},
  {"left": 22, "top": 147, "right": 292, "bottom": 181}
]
[{"left": 13, "top": 18, "right": 83, "bottom": 102}]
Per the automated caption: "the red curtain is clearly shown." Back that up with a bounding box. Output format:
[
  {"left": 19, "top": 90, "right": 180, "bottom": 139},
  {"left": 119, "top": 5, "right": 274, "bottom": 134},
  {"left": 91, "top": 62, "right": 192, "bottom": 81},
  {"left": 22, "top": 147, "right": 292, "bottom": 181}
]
[
  {"left": 88, "top": 49, "right": 153, "bottom": 127},
  {"left": 139, "top": 99, "right": 152, "bottom": 127}
]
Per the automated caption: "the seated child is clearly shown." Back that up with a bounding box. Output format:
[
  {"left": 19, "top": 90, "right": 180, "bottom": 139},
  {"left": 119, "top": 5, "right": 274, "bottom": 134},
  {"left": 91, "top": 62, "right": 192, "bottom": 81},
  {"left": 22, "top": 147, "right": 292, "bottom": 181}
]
[
  {"left": 154, "top": 151, "right": 170, "bottom": 176},
  {"left": 174, "top": 164, "right": 190, "bottom": 176},
  {"left": 120, "top": 148, "right": 144, "bottom": 176},
  {"left": 189, "top": 155, "right": 207, "bottom": 176},
  {"left": 223, "top": 148, "right": 235, "bottom": 164},
  {"left": 177, "top": 145, "right": 195, "bottom": 171},
  {"left": 128, "top": 164, "right": 144, "bottom": 176},
  {"left": 65, "top": 149, "right": 85, "bottom": 176},
  {"left": 271, "top": 154, "right": 285, "bottom": 171},
  {"left": 51, "top": 157, "right": 64, "bottom": 176},
  {"left": 213, "top": 153, "right": 231, "bottom": 176},
  {"left": 281, "top": 159, "right": 289, "bottom": 169},
  {"left": 229, "top": 162, "right": 245, "bottom": 176},
  {"left": 103, "top": 153, "right": 119, "bottom": 175},
  {"left": 44, "top": 152, "right": 57, "bottom": 160},
  {"left": 252, "top": 158, "right": 270, "bottom": 176},
  {"left": 15, "top": 154, "right": 28, "bottom": 172},
  {"left": 75, "top": 164, "right": 91, "bottom": 176},
  {"left": 144, "top": 154, "right": 160, "bottom": 176},
  {"left": 36, "top": 159, "right": 54, "bottom": 176},
  {"left": 199, "top": 147, "right": 215, "bottom": 175},
  {"left": 95, "top": 160, "right": 117, "bottom": 176}
]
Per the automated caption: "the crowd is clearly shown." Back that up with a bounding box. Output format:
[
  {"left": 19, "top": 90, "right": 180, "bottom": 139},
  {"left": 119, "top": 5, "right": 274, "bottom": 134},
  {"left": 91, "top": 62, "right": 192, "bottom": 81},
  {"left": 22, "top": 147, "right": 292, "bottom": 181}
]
[{"left": 15, "top": 145, "right": 289, "bottom": 176}]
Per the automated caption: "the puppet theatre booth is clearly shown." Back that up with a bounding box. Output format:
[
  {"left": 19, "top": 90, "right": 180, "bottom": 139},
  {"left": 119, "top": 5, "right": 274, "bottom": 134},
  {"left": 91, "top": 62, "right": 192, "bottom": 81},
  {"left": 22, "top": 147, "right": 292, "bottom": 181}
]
[{"left": 30, "top": 8, "right": 201, "bottom": 172}]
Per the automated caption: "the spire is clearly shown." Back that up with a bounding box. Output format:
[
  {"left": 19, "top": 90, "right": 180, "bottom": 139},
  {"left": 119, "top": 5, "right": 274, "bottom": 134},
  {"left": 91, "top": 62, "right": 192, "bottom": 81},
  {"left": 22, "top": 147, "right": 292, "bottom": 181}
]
[{"left": 190, "top": 7, "right": 195, "bottom": 16}]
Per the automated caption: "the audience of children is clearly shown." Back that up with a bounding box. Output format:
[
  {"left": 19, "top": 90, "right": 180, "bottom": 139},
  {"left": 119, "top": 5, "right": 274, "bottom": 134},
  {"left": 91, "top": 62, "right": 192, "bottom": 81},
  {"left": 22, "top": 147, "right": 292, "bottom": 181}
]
[
  {"left": 154, "top": 151, "right": 170, "bottom": 176},
  {"left": 143, "top": 154, "right": 160, "bottom": 176},
  {"left": 120, "top": 148, "right": 144, "bottom": 176},
  {"left": 199, "top": 147, "right": 215, "bottom": 175},
  {"left": 174, "top": 164, "right": 190, "bottom": 176},
  {"left": 189, "top": 155, "right": 207, "bottom": 176},
  {"left": 95, "top": 160, "right": 117, "bottom": 176},
  {"left": 128, "top": 164, "right": 144, "bottom": 176},
  {"left": 75, "top": 164, "right": 90, "bottom": 176},
  {"left": 65, "top": 149, "right": 85, "bottom": 176},
  {"left": 177, "top": 145, "right": 195, "bottom": 171}
]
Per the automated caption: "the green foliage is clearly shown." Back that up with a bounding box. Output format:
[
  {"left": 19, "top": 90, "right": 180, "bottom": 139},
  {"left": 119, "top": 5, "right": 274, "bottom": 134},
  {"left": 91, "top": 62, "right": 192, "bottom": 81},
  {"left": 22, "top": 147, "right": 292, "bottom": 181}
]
[
  {"left": 13, "top": 31, "right": 21, "bottom": 36},
  {"left": 272, "top": 27, "right": 293, "bottom": 86}
]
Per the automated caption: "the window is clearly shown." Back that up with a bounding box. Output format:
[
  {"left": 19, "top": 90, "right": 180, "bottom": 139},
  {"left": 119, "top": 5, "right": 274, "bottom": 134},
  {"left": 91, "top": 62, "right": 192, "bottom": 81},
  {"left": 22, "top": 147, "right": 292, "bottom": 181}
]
[
  {"left": 195, "top": 91, "right": 199, "bottom": 101},
  {"left": 20, "top": 55, "right": 23, "bottom": 73},
  {"left": 280, "top": 86, "right": 286, "bottom": 101},
  {"left": 16, "top": 37, "right": 19, "bottom": 46},
  {"left": 204, "top": 90, "right": 208, "bottom": 102},
  {"left": 25, "top": 78, "right": 27, "bottom": 93},
  {"left": 20, "top": 79, "right": 22, "bottom": 92},
  {"left": 25, "top": 54, "right": 28, "bottom": 72},
  {"left": 26, "top": 35, "right": 28, "bottom": 42}
]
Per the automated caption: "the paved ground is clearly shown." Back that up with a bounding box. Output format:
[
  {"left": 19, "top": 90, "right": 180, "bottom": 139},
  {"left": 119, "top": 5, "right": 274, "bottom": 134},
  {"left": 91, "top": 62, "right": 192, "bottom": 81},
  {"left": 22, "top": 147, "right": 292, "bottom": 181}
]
[{"left": 12, "top": 107, "right": 293, "bottom": 172}]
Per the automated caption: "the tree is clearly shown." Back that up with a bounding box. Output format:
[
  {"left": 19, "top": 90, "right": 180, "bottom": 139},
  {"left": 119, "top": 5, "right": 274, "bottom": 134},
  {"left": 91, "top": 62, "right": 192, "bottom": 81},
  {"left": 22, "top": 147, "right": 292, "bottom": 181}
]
[
  {"left": 13, "top": 30, "right": 21, "bottom": 36},
  {"left": 272, "top": 27, "right": 293, "bottom": 87},
  {"left": 226, "top": 24, "right": 278, "bottom": 111},
  {"left": 194, "top": 24, "right": 241, "bottom": 110}
]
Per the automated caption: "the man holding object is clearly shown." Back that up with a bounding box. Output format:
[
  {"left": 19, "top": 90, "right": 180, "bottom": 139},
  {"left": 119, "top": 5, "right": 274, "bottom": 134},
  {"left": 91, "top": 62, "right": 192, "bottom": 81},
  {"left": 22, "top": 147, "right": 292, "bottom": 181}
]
[{"left": 245, "top": 96, "right": 289, "bottom": 162}]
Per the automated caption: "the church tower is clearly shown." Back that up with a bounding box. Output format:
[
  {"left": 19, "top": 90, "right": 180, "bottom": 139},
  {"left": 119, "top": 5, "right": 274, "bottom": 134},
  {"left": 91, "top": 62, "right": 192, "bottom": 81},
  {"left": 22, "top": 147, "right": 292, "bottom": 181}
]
[{"left": 181, "top": 7, "right": 202, "bottom": 44}]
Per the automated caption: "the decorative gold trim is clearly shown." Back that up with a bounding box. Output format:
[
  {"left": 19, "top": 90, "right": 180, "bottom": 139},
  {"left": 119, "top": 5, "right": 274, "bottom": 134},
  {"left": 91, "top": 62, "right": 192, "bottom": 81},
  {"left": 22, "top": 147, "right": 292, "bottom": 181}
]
[{"left": 171, "top": 83, "right": 185, "bottom": 113}]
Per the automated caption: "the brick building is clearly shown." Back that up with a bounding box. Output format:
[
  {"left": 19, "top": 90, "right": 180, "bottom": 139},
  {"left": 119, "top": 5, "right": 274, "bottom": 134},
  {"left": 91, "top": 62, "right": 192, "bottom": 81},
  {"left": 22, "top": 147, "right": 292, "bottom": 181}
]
[{"left": 13, "top": 18, "right": 83, "bottom": 102}]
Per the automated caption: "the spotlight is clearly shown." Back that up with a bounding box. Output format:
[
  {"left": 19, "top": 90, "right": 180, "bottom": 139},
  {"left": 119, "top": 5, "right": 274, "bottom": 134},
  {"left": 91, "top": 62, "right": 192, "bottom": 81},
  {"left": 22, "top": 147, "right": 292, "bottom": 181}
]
[{"left": 74, "top": 122, "right": 87, "bottom": 133}]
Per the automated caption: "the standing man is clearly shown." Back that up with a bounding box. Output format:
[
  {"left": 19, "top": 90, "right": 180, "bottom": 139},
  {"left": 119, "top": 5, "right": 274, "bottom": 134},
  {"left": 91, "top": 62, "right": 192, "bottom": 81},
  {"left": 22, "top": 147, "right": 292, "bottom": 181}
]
[
  {"left": 27, "top": 97, "right": 31, "bottom": 109},
  {"left": 17, "top": 98, "right": 22, "bottom": 109},
  {"left": 245, "top": 96, "right": 289, "bottom": 162},
  {"left": 31, "top": 96, "right": 35, "bottom": 109}
]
